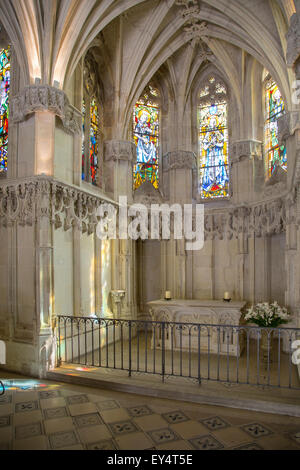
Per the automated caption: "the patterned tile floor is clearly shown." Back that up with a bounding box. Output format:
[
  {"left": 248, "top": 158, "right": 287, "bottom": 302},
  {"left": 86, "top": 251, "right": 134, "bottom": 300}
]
[{"left": 0, "top": 375, "right": 300, "bottom": 450}]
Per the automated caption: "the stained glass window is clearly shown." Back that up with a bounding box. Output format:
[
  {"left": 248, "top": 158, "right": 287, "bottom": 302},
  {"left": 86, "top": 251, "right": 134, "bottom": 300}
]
[
  {"left": 198, "top": 76, "right": 229, "bottom": 199},
  {"left": 0, "top": 46, "right": 10, "bottom": 176},
  {"left": 89, "top": 98, "right": 99, "bottom": 185},
  {"left": 133, "top": 86, "right": 160, "bottom": 190},
  {"left": 264, "top": 78, "right": 286, "bottom": 177}
]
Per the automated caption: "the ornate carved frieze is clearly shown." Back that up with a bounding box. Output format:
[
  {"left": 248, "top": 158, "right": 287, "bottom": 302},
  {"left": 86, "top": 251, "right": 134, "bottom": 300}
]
[
  {"left": 10, "top": 85, "right": 81, "bottom": 134},
  {"left": 104, "top": 140, "right": 137, "bottom": 163},
  {"left": 230, "top": 140, "right": 263, "bottom": 163},
  {"left": 0, "top": 176, "right": 115, "bottom": 234},
  {"left": 163, "top": 151, "right": 197, "bottom": 171},
  {"left": 286, "top": 11, "right": 300, "bottom": 68},
  {"left": 204, "top": 192, "right": 297, "bottom": 241}
]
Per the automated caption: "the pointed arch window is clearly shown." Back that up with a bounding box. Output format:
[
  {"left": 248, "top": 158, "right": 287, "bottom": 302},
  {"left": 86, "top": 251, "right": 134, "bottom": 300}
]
[
  {"left": 264, "top": 76, "right": 286, "bottom": 178},
  {"left": 198, "top": 76, "right": 229, "bottom": 199},
  {"left": 133, "top": 85, "right": 160, "bottom": 190},
  {"left": 82, "top": 53, "right": 101, "bottom": 186},
  {"left": 0, "top": 46, "right": 10, "bottom": 176}
]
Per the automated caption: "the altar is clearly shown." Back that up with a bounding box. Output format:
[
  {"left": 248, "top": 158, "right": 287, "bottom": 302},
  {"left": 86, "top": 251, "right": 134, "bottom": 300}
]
[{"left": 148, "top": 299, "right": 246, "bottom": 357}]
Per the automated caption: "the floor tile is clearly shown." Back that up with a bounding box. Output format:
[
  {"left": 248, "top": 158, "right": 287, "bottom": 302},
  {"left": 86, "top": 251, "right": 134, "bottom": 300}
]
[
  {"left": 77, "top": 424, "right": 112, "bottom": 444},
  {"left": 0, "top": 395, "right": 12, "bottom": 405},
  {"left": 162, "top": 410, "right": 190, "bottom": 424},
  {"left": 108, "top": 420, "right": 139, "bottom": 436},
  {"left": 213, "top": 426, "right": 250, "bottom": 447},
  {"left": 258, "top": 434, "right": 300, "bottom": 450},
  {"left": 15, "top": 401, "right": 39, "bottom": 413},
  {"left": 44, "top": 417, "right": 75, "bottom": 434},
  {"left": 148, "top": 428, "right": 180, "bottom": 445},
  {"left": 40, "top": 397, "right": 66, "bottom": 410},
  {"left": 127, "top": 405, "right": 153, "bottom": 418},
  {"left": 66, "top": 394, "right": 89, "bottom": 405},
  {"left": 39, "top": 390, "right": 61, "bottom": 400},
  {"left": 87, "top": 439, "right": 117, "bottom": 450},
  {"left": 189, "top": 434, "right": 225, "bottom": 450},
  {"left": 58, "top": 444, "right": 84, "bottom": 450},
  {"left": 68, "top": 402, "right": 98, "bottom": 416},
  {"left": 0, "top": 426, "right": 12, "bottom": 442},
  {"left": 14, "top": 391, "right": 39, "bottom": 403},
  {"left": 13, "top": 435, "right": 49, "bottom": 450},
  {"left": 14, "top": 410, "right": 43, "bottom": 426},
  {"left": 0, "top": 415, "right": 11, "bottom": 427},
  {"left": 201, "top": 416, "right": 230, "bottom": 431},
  {"left": 116, "top": 432, "right": 153, "bottom": 450},
  {"left": 170, "top": 421, "right": 208, "bottom": 440},
  {"left": 133, "top": 414, "right": 168, "bottom": 432},
  {"left": 100, "top": 407, "right": 130, "bottom": 423},
  {"left": 44, "top": 407, "right": 68, "bottom": 420},
  {"left": 97, "top": 400, "right": 120, "bottom": 411},
  {"left": 15, "top": 422, "right": 43, "bottom": 440},
  {"left": 73, "top": 412, "right": 103, "bottom": 428},
  {"left": 241, "top": 423, "right": 273, "bottom": 439},
  {"left": 233, "top": 442, "right": 264, "bottom": 450},
  {"left": 156, "top": 440, "right": 194, "bottom": 450},
  {"left": 48, "top": 430, "right": 80, "bottom": 449}
]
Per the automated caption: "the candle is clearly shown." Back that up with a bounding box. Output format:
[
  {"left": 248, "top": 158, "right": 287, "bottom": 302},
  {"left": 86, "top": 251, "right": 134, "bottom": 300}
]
[
  {"left": 165, "top": 291, "right": 172, "bottom": 300},
  {"left": 224, "top": 292, "right": 231, "bottom": 300}
]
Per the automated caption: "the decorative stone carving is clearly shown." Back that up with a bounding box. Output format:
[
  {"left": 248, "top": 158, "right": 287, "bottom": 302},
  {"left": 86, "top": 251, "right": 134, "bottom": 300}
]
[
  {"left": 230, "top": 140, "right": 263, "bottom": 163},
  {"left": 104, "top": 140, "right": 137, "bottom": 163},
  {"left": 10, "top": 85, "right": 81, "bottom": 134},
  {"left": 0, "top": 176, "right": 115, "bottom": 234},
  {"left": 134, "top": 181, "right": 164, "bottom": 206},
  {"left": 184, "top": 21, "right": 208, "bottom": 42},
  {"left": 163, "top": 151, "right": 197, "bottom": 171},
  {"left": 278, "top": 111, "right": 300, "bottom": 144},
  {"left": 286, "top": 12, "right": 300, "bottom": 68}
]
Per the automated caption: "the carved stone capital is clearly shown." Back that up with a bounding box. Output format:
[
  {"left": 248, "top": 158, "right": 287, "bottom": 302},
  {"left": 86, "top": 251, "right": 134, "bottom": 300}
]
[
  {"left": 10, "top": 85, "right": 81, "bottom": 134},
  {"left": 104, "top": 140, "right": 137, "bottom": 163},
  {"left": 163, "top": 151, "right": 197, "bottom": 171},
  {"left": 230, "top": 140, "right": 262, "bottom": 163},
  {"left": 286, "top": 12, "right": 300, "bottom": 68}
]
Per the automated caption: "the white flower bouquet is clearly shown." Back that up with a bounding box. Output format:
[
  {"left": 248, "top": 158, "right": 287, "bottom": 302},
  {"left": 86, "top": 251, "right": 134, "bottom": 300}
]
[{"left": 244, "top": 301, "right": 290, "bottom": 328}]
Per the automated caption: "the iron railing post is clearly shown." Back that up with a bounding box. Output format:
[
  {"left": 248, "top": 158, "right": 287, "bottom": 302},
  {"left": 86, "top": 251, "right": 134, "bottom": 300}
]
[
  {"left": 162, "top": 322, "right": 165, "bottom": 383},
  {"left": 129, "top": 321, "right": 132, "bottom": 378}
]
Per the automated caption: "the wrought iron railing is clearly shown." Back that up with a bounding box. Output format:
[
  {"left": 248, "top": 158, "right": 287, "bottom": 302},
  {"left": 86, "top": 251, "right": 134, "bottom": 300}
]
[{"left": 55, "top": 316, "right": 300, "bottom": 390}]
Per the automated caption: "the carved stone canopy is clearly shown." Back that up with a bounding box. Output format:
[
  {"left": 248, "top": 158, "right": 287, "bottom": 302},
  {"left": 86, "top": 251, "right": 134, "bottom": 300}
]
[
  {"left": 133, "top": 181, "right": 164, "bottom": 206},
  {"left": 104, "top": 140, "right": 137, "bottom": 163}
]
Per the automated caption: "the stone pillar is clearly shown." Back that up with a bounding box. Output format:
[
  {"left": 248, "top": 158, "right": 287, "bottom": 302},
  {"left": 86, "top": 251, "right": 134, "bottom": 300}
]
[
  {"left": 104, "top": 140, "right": 136, "bottom": 202},
  {"left": 35, "top": 180, "right": 55, "bottom": 377},
  {"left": 230, "top": 140, "right": 263, "bottom": 203},
  {"left": 163, "top": 151, "right": 197, "bottom": 204}
]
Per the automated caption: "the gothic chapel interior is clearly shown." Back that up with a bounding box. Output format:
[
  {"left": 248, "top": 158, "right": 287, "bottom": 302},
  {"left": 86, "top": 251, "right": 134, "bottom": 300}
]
[{"left": 0, "top": 0, "right": 300, "bottom": 431}]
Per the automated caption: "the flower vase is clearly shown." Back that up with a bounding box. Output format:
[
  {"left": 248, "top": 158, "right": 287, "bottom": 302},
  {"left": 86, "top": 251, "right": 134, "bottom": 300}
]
[{"left": 260, "top": 330, "right": 273, "bottom": 363}]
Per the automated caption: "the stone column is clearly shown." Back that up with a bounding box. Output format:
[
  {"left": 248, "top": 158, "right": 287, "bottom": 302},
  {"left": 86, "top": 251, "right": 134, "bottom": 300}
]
[{"left": 162, "top": 151, "right": 197, "bottom": 299}]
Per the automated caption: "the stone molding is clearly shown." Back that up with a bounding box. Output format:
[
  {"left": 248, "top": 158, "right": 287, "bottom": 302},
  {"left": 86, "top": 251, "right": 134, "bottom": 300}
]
[
  {"left": 104, "top": 140, "right": 137, "bottom": 163},
  {"left": 0, "top": 176, "right": 297, "bottom": 241},
  {"left": 10, "top": 85, "right": 81, "bottom": 134},
  {"left": 0, "top": 176, "right": 115, "bottom": 234},
  {"left": 230, "top": 140, "right": 263, "bottom": 163},
  {"left": 163, "top": 151, "right": 197, "bottom": 171},
  {"left": 286, "top": 11, "right": 300, "bottom": 68}
]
